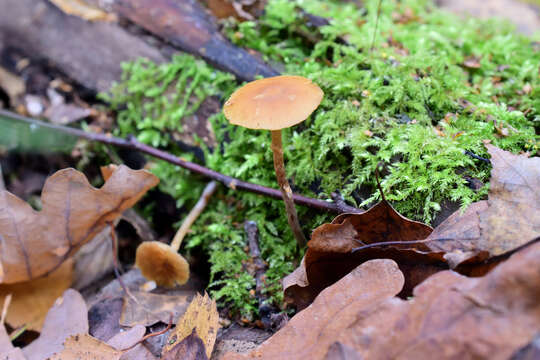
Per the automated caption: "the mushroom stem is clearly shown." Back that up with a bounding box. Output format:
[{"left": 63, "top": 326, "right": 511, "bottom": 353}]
[
  {"left": 271, "top": 130, "right": 307, "bottom": 247},
  {"left": 171, "top": 180, "right": 218, "bottom": 251}
]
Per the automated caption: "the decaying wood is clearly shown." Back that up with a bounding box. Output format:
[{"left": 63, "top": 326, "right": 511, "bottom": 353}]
[
  {"left": 0, "top": 0, "right": 278, "bottom": 95},
  {"left": 0, "top": 0, "right": 166, "bottom": 93},
  {"left": 110, "top": 0, "right": 279, "bottom": 81}
]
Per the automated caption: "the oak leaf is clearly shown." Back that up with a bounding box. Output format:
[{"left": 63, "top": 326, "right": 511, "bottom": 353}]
[
  {"left": 283, "top": 200, "right": 436, "bottom": 309},
  {"left": 22, "top": 289, "right": 150, "bottom": 360},
  {"left": 0, "top": 165, "right": 159, "bottom": 284},
  {"left": 120, "top": 291, "right": 193, "bottom": 327},
  {"left": 162, "top": 293, "right": 219, "bottom": 360},
  {"left": 0, "top": 259, "right": 73, "bottom": 331},
  {"left": 227, "top": 240, "right": 540, "bottom": 360},
  {"left": 426, "top": 145, "right": 540, "bottom": 267},
  {"left": 225, "top": 259, "right": 404, "bottom": 360}
]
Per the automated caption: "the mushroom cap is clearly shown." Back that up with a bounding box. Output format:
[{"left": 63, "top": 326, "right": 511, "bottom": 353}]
[
  {"left": 135, "top": 241, "right": 190, "bottom": 288},
  {"left": 223, "top": 75, "right": 323, "bottom": 130}
]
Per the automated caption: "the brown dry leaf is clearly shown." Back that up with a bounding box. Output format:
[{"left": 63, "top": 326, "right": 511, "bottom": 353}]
[
  {"left": 283, "top": 199, "right": 436, "bottom": 309},
  {"left": 224, "top": 259, "right": 404, "bottom": 360},
  {"left": 1, "top": 323, "right": 26, "bottom": 360},
  {"left": 100, "top": 164, "right": 117, "bottom": 182},
  {"left": 49, "top": 0, "right": 117, "bottom": 21},
  {"left": 0, "top": 259, "right": 73, "bottom": 332},
  {"left": 226, "top": 241, "right": 540, "bottom": 360},
  {"left": 162, "top": 330, "right": 209, "bottom": 360},
  {"left": 44, "top": 103, "right": 92, "bottom": 125},
  {"left": 0, "top": 165, "right": 159, "bottom": 284},
  {"left": 49, "top": 334, "right": 121, "bottom": 360},
  {"left": 426, "top": 145, "right": 539, "bottom": 267},
  {"left": 206, "top": 0, "right": 266, "bottom": 20},
  {"left": 0, "top": 67, "right": 25, "bottom": 105},
  {"left": 120, "top": 291, "right": 193, "bottom": 327},
  {"left": 107, "top": 325, "right": 156, "bottom": 360},
  {"left": 162, "top": 293, "right": 219, "bottom": 359},
  {"left": 23, "top": 289, "right": 88, "bottom": 360},
  {"left": 463, "top": 55, "right": 482, "bottom": 69}
]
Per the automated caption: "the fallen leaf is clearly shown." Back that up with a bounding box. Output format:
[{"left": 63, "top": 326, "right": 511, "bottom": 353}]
[
  {"left": 22, "top": 288, "right": 148, "bottom": 360},
  {"left": 44, "top": 103, "right": 92, "bottom": 125},
  {"left": 23, "top": 289, "right": 88, "bottom": 360},
  {"left": 227, "top": 240, "right": 540, "bottom": 359},
  {"left": 1, "top": 323, "right": 25, "bottom": 360},
  {"left": 72, "top": 226, "right": 114, "bottom": 290},
  {"left": 0, "top": 259, "right": 73, "bottom": 331},
  {"left": 225, "top": 259, "right": 404, "bottom": 359},
  {"left": 463, "top": 55, "right": 481, "bottom": 69},
  {"left": 88, "top": 297, "right": 124, "bottom": 342},
  {"left": 49, "top": 0, "right": 116, "bottom": 21},
  {"left": 120, "top": 291, "right": 193, "bottom": 327},
  {"left": 0, "top": 67, "right": 25, "bottom": 105},
  {"left": 49, "top": 334, "right": 121, "bottom": 360},
  {"left": 283, "top": 199, "right": 435, "bottom": 309},
  {"left": 206, "top": 0, "right": 266, "bottom": 20},
  {"left": 426, "top": 145, "right": 539, "bottom": 267},
  {"left": 107, "top": 325, "right": 156, "bottom": 360},
  {"left": 0, "top": 164, "right": 159, "bottom": 283},
  {"left": 162, "top": 329, "right": 209, "bottom": 360},
  {"left": 162, "top": 293, "right": 219, "bottom": 359}
]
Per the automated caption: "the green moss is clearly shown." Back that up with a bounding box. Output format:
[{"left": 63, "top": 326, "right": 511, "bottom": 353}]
[{"left": 101, "top": 0, "right": 539, "bottom": 318}]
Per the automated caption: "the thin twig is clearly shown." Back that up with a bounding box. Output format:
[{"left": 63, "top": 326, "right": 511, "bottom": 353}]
[
  {"left": 352, "top": 238, "right": 434, "bottom": 253},
  {"left": 109, "top": 223, "right": 138, "bottom": 305},
  {"left": 330, "top": 192, "right": 363, "bottom": 214},
  {"left": 464, "top": 150, "right": 490, "bottom": 164},
  {"left": 374, "top": 165, "right": 386, "bottom": 202},
  {"left": 171, "top": 181, "right": 218, "bottom": 251},
  {"left": 120, "top": 314, "right": 174, "bottom": 352},
  {"left": 370, "top": 0, "right": 383, "bottom": 52},
  {"left": 245, "top": 221, "right": 268, "bottom": 306},
  {"left": 0, "top": 109, "right": 362, "bottom": 214},
  {"left": 0, "top": 163, "right": 5, "bottom": 191},
  {"left": 0, "top": 294, "right": 11, "bottom": 325}
]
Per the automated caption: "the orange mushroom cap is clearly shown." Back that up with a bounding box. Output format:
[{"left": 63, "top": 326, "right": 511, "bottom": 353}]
[
  {"left": 223, "top": 75, "right": 323, "bottom": 130},
  {"left": 135, "top": 241, "right": 190, "bottom": 288}
]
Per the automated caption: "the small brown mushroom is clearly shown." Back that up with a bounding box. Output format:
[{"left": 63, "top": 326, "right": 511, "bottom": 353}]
[
  {"left": 135, "top": 241, "right": 189, "bottom": 288},
  {"left": 223, "top": 75, "right": 324, "bottom": 247},
  {"left": 135, "top": 181, "right": 218, "bottom": 287}
]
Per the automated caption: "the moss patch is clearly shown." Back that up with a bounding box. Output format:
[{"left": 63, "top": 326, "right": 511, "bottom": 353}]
[{"left": 102, "top": 0, "right": 539, "bottom": 318}]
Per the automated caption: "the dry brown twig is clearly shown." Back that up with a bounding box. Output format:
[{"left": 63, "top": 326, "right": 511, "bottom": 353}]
[{"left": 0, "top": 109, "right": 362, "bottom": 215}]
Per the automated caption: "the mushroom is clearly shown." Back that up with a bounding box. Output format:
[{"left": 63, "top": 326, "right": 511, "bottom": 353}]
[
  {"left": 223, "top": 75, "right": 323, "bottom": 247},
  {"left": 135, "top": 241, "right": 189, "bottom": 288},
  {"left": 135, "top": 181, "right": 218, "bottom": 287}
]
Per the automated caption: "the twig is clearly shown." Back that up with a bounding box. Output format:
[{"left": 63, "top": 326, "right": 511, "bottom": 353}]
[
  {"left": 374, "top": 165, "right": 386, "bottom": 202},
  {"left": 330, "top": 192, "right": 363, "bottom": 214},
  {"left": 464, "top": 150, "right": 490, "bottom": 164},
  {"left": 0, "top": 294, "right": 11, "bottom": 325},
  {"left": 370, "top": 0, "right": 383, "bottom": 52},
  {"left": 245, "top": 221, "right": 268, "bottom": 307},
  {"left": 120, "top": 313, "right": 174, "bottom": 352},
  {"left": 108, "top": 223, "right": 138, "bottom": 305},
  {"left": 171, "top": 181, "right": 218, "bottom": 251},
  {"left": 244, "top": 220, "right": 289, "bottom": 329},
  {"left": 0, "top": 109, "right": 362, "bottom": 214},
  {"left": 352, "top": 238, "right": 434, "bottom": 253},
  {"left": 0, "top": 163, "right": 5, "bottom": 191}
]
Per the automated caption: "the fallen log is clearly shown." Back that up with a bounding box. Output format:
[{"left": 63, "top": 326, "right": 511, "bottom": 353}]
[
  {"left": 0, "top": 0, "right": 166, "bottom": 93},
  {"left": 110, "top": 0, "right": 279, "bottom": 81},
  {"left": 0, "top": 0, "right": 279, "bottom": 95}
]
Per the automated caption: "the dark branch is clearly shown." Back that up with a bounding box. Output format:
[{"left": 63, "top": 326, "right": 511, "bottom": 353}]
[{"left": 0, "top": 109, "right": 363, "bottom": 214}]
